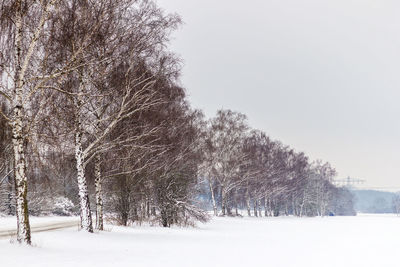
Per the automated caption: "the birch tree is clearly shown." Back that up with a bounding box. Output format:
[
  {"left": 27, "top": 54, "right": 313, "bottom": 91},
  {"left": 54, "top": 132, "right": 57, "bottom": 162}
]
[
  {"left": 0, "top": 0, "right": 112, "bottom": 242},
  {"left": 0, "top": 0, "right": 62, "bottom": 244},
  {"left": 41, "top": 0, "right": 180, "bottom": 232},
  {"left": 204, "top": 110, "right": 250, "bottom": 216}
]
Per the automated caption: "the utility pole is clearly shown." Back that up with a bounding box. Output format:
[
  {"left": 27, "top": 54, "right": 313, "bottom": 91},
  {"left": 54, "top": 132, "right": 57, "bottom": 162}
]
[{"left": 333, "top": 176, "right": 365, "bottom": 188}]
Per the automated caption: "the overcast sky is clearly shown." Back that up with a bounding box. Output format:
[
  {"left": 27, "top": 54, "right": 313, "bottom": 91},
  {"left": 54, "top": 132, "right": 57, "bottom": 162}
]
[{"left": 157, "top": 0, "right": 400, "bottom": 190}]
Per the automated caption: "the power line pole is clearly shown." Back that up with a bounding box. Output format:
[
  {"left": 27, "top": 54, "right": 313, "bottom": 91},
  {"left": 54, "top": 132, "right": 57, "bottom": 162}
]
[{"left": 333, "top": 176, "right": 365, "bottom": 187}]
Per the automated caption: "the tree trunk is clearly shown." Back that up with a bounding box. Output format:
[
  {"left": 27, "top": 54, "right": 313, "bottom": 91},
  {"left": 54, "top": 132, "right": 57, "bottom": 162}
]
[
  {"left": 292, "top": 198, "right": 297, "bottom": 216},
  {"left": 146, "top": 198, "right": 150, "bottom": 218},
  {"left": 118, "top": 176, "right": 130, "bottom": 226},
  {"left": 160, "top": 205, "right": 169, "bottom": 227},
  {"left": 221, "top": 187, "right": 226, "bottom": 216},
  {"left": 264, "top": 197, "right": 268, "bottom": 217},
  {"left": 7, "top": 164, "right": 14, "bottom": 215},
  {"left": 94, "top": 153, "right": 103, "bottom": 230},
  {"left": 273, "top": 199, "right": 280, "bottom": 217},
  {"left": 11, "top": 0, "right": 31, "bottom": 245},
  {"left": 74, "top": 94, "right": 93, "bottom": 233},
  {"left": 227, "top": 206, "right": 232, "bottom": 216},
  {"left": 208, "top": 178, "right": 217, "bottom": 216},
  {"left": 254, "top": 199, "right": 258, "bottom": 217},
  {"left": 299, "top": 200, "right": 304, "bottom": 217},
  {"left": 246, "top": 188, "right": 251, "bottom": 217},
  {"left": 226, "top": 190, "right": 233, "bottom": 216},
  {"left": 12, "top": 115, "right": 31, "bottom": 244},
  {"left": 133, "top": 206, "right": 138, "bottom": 221},
  {"left": 320, "top": 201, "right": 326, "bottom": 217}
]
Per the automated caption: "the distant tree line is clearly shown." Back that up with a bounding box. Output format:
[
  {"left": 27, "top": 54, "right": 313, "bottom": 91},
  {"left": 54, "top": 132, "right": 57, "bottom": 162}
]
[
  {"left": 0, "top": 0, "right": 355, "bottom": 245},
  {"left": 201, "top": 110, "right": 355, "bottom": 218},
  {"left": 352, "top": 189, "right": 398, "bottom": 214}
]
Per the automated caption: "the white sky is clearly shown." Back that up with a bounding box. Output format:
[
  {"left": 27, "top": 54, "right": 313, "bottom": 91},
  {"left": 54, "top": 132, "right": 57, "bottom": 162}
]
[{"left": 157, "top": 0, "right": 400, "bottom": 190}]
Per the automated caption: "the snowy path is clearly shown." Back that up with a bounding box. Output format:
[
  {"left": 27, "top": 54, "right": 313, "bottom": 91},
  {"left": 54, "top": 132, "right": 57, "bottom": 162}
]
[
  {"left": 1, "top": 214, "right": 400, "bottom": 267},
  {"left": 0, "top": 217, "right": 79, "bottom": 239}
]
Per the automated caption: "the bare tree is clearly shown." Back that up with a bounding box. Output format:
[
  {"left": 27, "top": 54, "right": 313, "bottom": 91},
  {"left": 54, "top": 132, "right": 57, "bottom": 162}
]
[
  {"left": 204, "top": 110, "right": 251, "bottom": 216},
  {"left": 0, "top": 0, "right": 62, "bottom": 244}
]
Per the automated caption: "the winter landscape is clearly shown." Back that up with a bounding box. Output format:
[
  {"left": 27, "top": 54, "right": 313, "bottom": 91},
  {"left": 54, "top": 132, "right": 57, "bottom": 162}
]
[{"left": 2, "top": 0, "right": 400, "bottom": 266}]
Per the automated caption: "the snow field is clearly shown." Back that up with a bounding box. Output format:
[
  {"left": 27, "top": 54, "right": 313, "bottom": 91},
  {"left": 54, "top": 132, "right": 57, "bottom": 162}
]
[{"left": 1, "top": 214, "right": 400, "bottom": 267}]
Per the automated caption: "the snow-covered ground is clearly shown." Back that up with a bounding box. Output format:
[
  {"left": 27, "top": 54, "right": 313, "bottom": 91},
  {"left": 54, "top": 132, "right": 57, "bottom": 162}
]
[{"left": 1, "top": 214, "right": 400, "bottom": 267}]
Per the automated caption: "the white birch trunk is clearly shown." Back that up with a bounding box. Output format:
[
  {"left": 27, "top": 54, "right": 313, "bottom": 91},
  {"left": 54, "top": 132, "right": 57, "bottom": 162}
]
[
  {"left": 12, "top": 0, "right": 31, "bottom": 244},
  {"left": 208, "top": 178, "right": 217, "bottom": 216},
  {"left": 320, "top": 200, "right": 326, "bottom": 217},
  {"left": 12, "top": 111, "right": 31, "bottom": 244},
  {"left": 74, "top": 93, "right": 93, "bottom": 233},
  {"left": 95, "top": 153, "right": 103, "bottom": 230},
  {"left": 299, "top": 191, "right": 306, "bottom": 217}
]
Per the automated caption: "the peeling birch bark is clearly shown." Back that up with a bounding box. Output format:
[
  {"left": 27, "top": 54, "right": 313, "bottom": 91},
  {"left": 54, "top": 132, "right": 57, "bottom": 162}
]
[
  {"left": 74, "top": 91, "right": 93, "bottom": 233},
  {"left": 12, "top": 0, "right": 31, "bottom": 245},
  {"left": 12, "top": 111, "right": 31, "bottom": 244}
]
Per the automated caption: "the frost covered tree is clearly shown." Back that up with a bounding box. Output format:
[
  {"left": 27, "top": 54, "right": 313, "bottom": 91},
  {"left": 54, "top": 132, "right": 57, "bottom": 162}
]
[
  {"left": 242, "top": 131, "right": 289, "bottom": 217},
  {"left": 0, "top": 0, "right": 64, "bottom": 244},
  {"left": 103, "top": 77, "right": 208, "bottom": 227},
  {"left": 202, "top": 121, "right": 353, "bottom": 218},
  {"left": 0, "top": 0, "right": 184, "bottom": 238},
  {"left": 153, "top": 106, "right": 208, "bottom": 226},
  {"left": 204, "top": 110, "right": 250, "bottom": 216},
  {"left": 37, "top": 0, "right": 181, "bottom": 232},
  {"left": 309, "top": 161, "right": 337, "bottom": 216}
]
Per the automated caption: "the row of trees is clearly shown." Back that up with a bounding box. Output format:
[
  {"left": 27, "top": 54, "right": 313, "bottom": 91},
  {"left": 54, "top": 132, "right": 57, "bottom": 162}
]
[
  {"left": 0, "top": 0, "right": 355, "bottom": 246},
  {"left": 201, "top": 110, "right": 355, "bottom": 218},
  {"left": 0, "top": 0, "right": 208, "bottom": 244}
]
